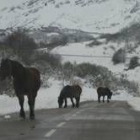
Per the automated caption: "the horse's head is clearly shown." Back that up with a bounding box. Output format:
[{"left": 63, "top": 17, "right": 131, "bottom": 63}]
[
  {"left": 0, "top": 58, "right": 12, "bottom": 81},
  {"left": 58, "top": 96, "right": 63, "bottom": 108}
]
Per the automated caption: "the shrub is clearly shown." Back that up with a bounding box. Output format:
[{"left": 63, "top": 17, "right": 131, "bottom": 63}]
[
  {"left": 61, "top": 62, "right": 139, "bottom": 94},
  {"left": 32, "top": 52, "right": 61, "bottom": 74},
  {"left": 62, "top": 62, "right": 75, "bottom": 80},
  {"left": 118, "top": 75, "right": 139, "bottom": 95},
  {"left": 128, "top": 56, "right": 139, "bottom": 69},
  {"left": 0, "top": 79, "right": 15, "bottom": 97},
  {"left": 112, "top": 48, "right": 126, "bottom": 64},
  {"left": 87, "top": 39, "right": 102, "bottom": 47},
  {"left": 62, "top": 62, "right": 114, "bottom": 88},
  {"left": 4, "top": 29, "right": 38, "bottom": 64},
  {"left": 44, "top": 35, "right": 68, "bottom": 50},
  {"left": 75, "top": 63, "right": 99, "bottom": 78}
]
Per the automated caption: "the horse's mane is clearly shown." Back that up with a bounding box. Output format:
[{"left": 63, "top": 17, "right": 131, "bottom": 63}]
[
  {"left": 7, "top": 59, "right": 27, "bottom": 80},
  {"left": 11, "top": 59, "right": 24, "bottom": 68}
]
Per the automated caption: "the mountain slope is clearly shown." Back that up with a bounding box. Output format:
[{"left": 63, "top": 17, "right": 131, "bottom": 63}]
[{"left": 0, "top": 0, "right": 140, "bottom": 33}]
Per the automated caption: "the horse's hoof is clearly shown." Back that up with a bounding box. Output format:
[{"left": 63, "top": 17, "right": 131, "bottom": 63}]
[
  {"left": 20, "top": 116, "right": 26, "bottom": 120},
  {"left": 72, "top": 105, "right": 75, "bottom": 108},
  {"left": 30, "top": 116, "right": 35, "bottom": 120},
  {"left": 20, "top": 113, "right": 26, "bottom": 119}
]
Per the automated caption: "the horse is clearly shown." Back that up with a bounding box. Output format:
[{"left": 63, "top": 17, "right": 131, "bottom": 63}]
[
  {"left": 97, "top": 87, "right": 112, "bottom": 103},
  {"left": 0, "top": 58, "right": 41, "bottom": 120},
  {"left": 58, "top": 85, "right": 82, "bottom": 108}
]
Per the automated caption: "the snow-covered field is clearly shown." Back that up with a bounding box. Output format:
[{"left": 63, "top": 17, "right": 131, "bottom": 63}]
[
  {"left": 0, "top": 41, "right": 140, "bottom": 116},
  {"left": 52, "top": 41, "right": 140, "bottom": 81},
  {"left": 0, "top": 0, "right": 140, "bottom": 33},
  {"left": 0, "top": 78, "right": 138, "bottom": 117}
]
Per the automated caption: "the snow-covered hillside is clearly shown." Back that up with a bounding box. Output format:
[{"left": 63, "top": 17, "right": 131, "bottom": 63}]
[
  {"left": 0, "top": 0, "right": 140, "bottom": 33},
  {"left": 51, "top": 41, "right": 140, "bottom": 77}
]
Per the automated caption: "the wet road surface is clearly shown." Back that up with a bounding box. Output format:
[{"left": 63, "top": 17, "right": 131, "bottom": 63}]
[{"left": 0, "top": 101, "right": 140, "bottom": 140}]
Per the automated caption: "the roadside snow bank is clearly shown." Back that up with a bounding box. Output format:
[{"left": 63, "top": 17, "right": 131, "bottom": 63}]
[
  {"left": 127, "top": 97, "right": 140, "bottom": 111},
  {"left": 0, "top": 79, "right": 140, "bottom": 116}
]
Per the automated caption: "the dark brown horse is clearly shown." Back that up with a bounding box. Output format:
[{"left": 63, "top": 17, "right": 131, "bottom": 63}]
[
  {"left": 58, "top": 85, "right": 82, "bottom": 108},
  {"left": 97, "top": 87, "right": 112, "bottom": 103},
  {"left": 0, "top": 58, "right": 41, "bottom": 119}
]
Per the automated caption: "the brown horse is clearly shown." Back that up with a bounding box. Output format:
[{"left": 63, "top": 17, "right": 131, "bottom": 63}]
[
  {"left": 58, "top": 85, "right": 82, "bottom": 108},
  {"left": 0, "top": 58, "right": 41, "bottom": 119},
  {"left": 97, "top": 87, "right": 112, "bottom": 103}
]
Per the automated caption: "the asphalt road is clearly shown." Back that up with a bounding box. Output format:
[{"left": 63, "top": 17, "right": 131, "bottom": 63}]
[{"left": 0, "top": 101, "right": 140, "bottom": 140}]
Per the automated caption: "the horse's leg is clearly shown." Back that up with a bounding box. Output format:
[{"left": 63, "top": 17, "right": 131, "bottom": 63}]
[
  {"left": 64, "top": 98, "right": 67, "bottom": 108},
  {"left": 70, "top": 98, "right": 75, "bottom": 108},
  {"left": 103, "top": 96, "right": 105, "bottom": 103},
  {"left": 76, "top": 97, "right": 80, "bottom": 108},
  {"left": 17, "top": 95, "right": 25, "bottom": 119},
  {"left": 28, "top": 94, "right": 35, "bottom": 120},
  {"left": 98, "top": 95, "right": 101, "bottom": 103},
  {"left": 107, "top": 96, "right": 110, "bottom": 103}
]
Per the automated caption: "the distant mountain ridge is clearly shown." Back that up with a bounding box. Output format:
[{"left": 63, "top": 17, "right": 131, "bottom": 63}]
[{"left": 0, "top": 0, "right": 140, "bottom": 33}]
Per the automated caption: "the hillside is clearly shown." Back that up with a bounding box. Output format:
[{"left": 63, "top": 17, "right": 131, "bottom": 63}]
[
  {"left": 0, "top": 0, "right": 140, "bottom": 85},
  {"left": 0, "top": 0, "right": 140, "bottom": 33}
]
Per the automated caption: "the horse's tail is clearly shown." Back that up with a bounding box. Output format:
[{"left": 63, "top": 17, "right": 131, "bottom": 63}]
[
  {"left": 78, "top": 86, "right": 82, "bottom": 95},
  {"left": 30, "top": 68, "right": 41, "bottom": 90},
  {"left": 73, "top": 85, "right": 82, "bottom": 97}
]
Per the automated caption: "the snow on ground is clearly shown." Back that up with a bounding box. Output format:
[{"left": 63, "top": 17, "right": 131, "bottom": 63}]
[
  {"left": 51, "top": 42, "right": 126, "bottom": 73},
  {"left": 51, "top": 41, "right": 140, "bottom": 111},
  {"left": 0, "top": 41, "right": 140, "bottom": 116},
  {"left": 0, "top": 78, "right": 139, "bottom": 117},
  {"left": 51, "top": 41, "right": 140, "bottom": 82},
  {"left": 0, "top": 78, "right": 96, "bottom": 116},
  {"left": 1, "top": 0, "right": 140, "bottom": 115},
  {"left": 128, "top": 97, "right": 140, "bottom": 111},
  {"left": 0, "top": 0, "right": 23, "bottom": 9},
  {"left": 0, "top": 0, "right": 139, "bottom": 33}
]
